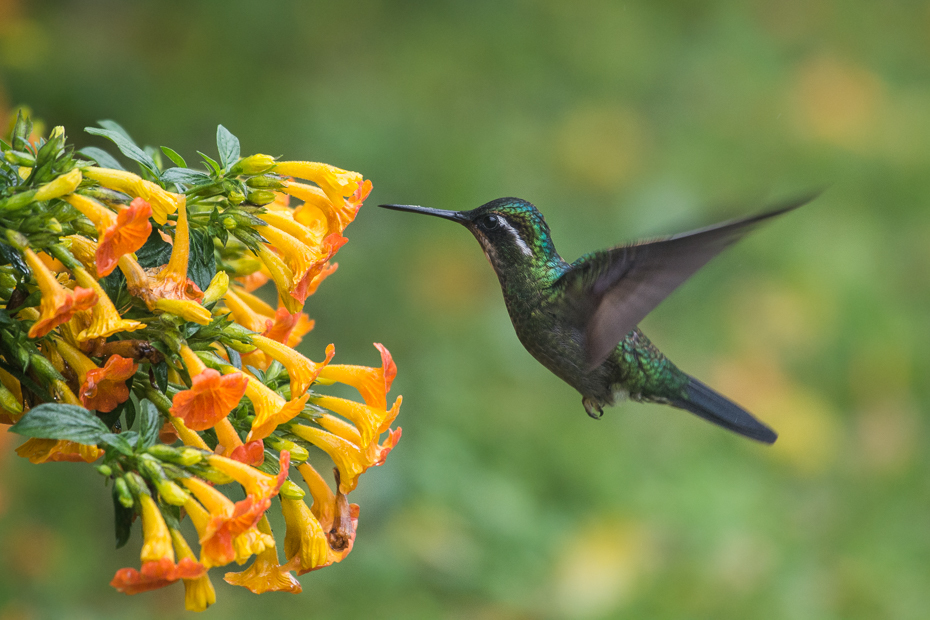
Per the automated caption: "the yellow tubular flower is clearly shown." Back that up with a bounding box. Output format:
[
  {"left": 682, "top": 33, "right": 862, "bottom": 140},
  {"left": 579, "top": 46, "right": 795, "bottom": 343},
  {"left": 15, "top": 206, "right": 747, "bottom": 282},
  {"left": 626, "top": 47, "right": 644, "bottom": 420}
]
[
  {"left": 169, "top": 416, "right": 211, "bottom": 451},
  {"left": 224, "top": 516, "right": 301, "bottom": 594},
  {"left": 83, "top": 166, "right": 181, "bottom": 224},
  {"left": 255, "top": 245, "right": 300, "bottom": 313},
  {"left": 64, "top": 193, "right": 115, "bottom": 231},
  {"left": 257, "top": 211, "right": 324, "bottom": 249},
  {"left": 251, "top": 336, "right": 334, "bottom": 398},
  {"left": 201, "top": 271, "right": 229, "bottom": 306},
  {"left": 205, "top": 453, "right": 289, "bottom": 501},
  {"left": 154, "top": 298, "right": 212, "bottom": 325},
  {"left": 222, "top": 288, "right": 268, "bottom": 332},
  {"left": 316, "top": 413, "right": 363, "bottom": 445},
  {"left": 312, "top": 394, "right": 384, "bottom": 448},
  {"left": 256, "top": 223, "right": 322, "bottom": 281},
  {"left": 238, "top": 372, "right": 309, "bottom": 442},
  {"left": 22, "top": 248, "right": 97, "bottom": 339},
  {"left": 288, "top": 424, "right": 365, "bottom": 493},
  {"left": 231, "top": 524, "right": 275, "bottom": 565},
  {"left": 64, "top": 235, "right": 101, "bottom": 276},
  {"left": 149, "top": 196, "right": 204, "bottom": 304},
  {"left": 170, "top": 529, "right": 216, "bottom": 612},
  {"left": 273, "top": 161, "right": 362, "bottom": 206},
  {"left": 71, "top": 267, "right": 145, "bottom": 340},
  {"left": 139, "top": 494, "right": 175, "bottom": 564},
  {"left": 35, "top": 168, "right": 82, "bottom": 201},
  {"left": 296, "top": 463, "right": 336, "bottom": 528},
  {"left": 281, "top": 496, "right": 331, "bottom": 572},
  {"left": 230, "top": 286, "right": 276, "bottom": 317}
]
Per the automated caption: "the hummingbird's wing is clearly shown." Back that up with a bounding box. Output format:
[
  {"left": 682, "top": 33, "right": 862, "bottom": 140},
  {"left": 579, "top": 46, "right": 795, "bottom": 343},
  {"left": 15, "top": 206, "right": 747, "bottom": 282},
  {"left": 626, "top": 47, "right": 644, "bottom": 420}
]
[{"left": 555, "top": 194, "right": 816, "bottom": 369}]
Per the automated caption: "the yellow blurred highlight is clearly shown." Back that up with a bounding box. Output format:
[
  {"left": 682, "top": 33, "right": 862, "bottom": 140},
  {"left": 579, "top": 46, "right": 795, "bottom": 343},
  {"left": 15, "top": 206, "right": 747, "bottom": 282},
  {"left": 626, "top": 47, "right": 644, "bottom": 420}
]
[
  {"left": 726, "top": 279, "right": 837, "bottom": 360},
  {"left": 791, "top": 54, "right": 885, "bottom": 152},
  {"left": 408, "top": 240, "right": 492, "bottom": 315},
  {"left": 556, "top": 103, "right": 649, "bottom": 192},
  {"left": 713, "top": 357, "right": 841, "bottom": 475},
  {"left": 553, "top": 519, "right": 655, "bottom": 617}
]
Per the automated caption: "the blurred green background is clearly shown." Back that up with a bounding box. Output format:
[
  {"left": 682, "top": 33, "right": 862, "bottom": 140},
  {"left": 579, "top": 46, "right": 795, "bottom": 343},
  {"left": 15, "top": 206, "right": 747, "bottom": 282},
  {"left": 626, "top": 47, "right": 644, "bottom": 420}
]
[{"left": 1, "top": 0, "right": 929, "bottom": 618}]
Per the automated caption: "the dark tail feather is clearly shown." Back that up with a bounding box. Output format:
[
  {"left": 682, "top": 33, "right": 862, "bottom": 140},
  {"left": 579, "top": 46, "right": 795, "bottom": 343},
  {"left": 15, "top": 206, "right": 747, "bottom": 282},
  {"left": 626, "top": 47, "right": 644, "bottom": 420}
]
[{"left": 670, "top": 377, "right": 777, "bottom": 444}]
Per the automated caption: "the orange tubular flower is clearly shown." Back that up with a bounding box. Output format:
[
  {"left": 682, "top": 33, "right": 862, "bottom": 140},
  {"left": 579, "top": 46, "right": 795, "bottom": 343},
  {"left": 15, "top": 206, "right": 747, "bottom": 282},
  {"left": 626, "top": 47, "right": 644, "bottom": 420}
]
[
  {"left": 22, "top": 248, "right": 97, "bottom": 338},
  {"left": 257, "top": 223, "right": 322, "bottom": 283},
  {"left": 317, "top": 343, "right": 397, "bottom": 409},
  {"left": 290, "top": 261, "right": 338, "bottom": 304},
  {"left": 83, "top": 166, "right": 182, "bottom": 225},
  {"left": 225, "top": 516, "right": 301, "bottom": 594},
  {"left": 251, "top": 335, "right": 334, "bottom": 398},
  {"left": 65, "top": 194, "right": 152, "bottom": 277},
  {"left": 206, "top": 451, "right": 290, "bottom": 507},
  {"left": 149, "top": 196, "right": 205, "bottom": 304},
  {"left": 239, "top": 373, "right": 309, "bottom": 442},
  {"left": 71, "top": 267, "right": 145, "bottom": 340},
  {"left": 55, "top": 339, "right": 138, "bottom": 412},
  {"left": 282, "top": 474, "right": 358, "bottom": 575},
  {"left": 311, "top": 393, "right": 400, "bottom": 448},
  {"left": 170, "top": 346, "right": 248, "bottom": 431},
  {"left": 111, "top": 495, "right": 206, "bottom": 595},
  {"left": 297, "top": 462, "right": 337, "bottom": 527}
]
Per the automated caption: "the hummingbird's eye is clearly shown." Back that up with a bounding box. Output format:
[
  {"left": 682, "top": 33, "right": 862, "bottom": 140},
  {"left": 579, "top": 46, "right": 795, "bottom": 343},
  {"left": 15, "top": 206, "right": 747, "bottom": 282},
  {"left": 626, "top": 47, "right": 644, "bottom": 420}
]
[{"left": 480, "top": 214, "right": 501, "bottom": 230}]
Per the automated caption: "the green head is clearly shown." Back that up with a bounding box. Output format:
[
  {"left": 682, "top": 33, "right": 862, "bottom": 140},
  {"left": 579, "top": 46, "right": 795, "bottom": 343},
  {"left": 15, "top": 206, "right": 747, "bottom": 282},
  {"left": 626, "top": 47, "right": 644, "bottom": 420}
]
[{"left": 379, "top": 198, "right": 562, "bottom": 274}]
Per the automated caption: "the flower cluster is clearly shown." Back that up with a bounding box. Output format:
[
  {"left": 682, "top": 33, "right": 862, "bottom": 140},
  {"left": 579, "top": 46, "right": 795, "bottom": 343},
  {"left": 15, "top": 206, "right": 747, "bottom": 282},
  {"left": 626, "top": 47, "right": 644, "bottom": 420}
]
[{"left": 0, "top": 113, "right": 400, "bottom": 611}]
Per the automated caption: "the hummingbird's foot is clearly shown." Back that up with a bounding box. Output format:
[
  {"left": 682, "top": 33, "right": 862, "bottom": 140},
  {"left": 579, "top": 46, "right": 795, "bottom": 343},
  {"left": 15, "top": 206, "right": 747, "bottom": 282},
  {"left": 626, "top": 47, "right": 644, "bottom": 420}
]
[{"left": 582, "top": 397, "right": 604, "bottom": 420}]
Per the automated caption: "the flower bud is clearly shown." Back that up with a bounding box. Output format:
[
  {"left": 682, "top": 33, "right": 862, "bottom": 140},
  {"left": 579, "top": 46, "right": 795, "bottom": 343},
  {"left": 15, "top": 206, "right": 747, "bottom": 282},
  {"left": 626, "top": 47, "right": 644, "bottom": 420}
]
[
  {"left": 34, "top": 168, "right": 82, "bottom": 201},
  {"left": 4, "top": 150, "right": 35, "bottom": 166},
  {"left": 0, "top": 382, "right": 22, "bottom": 415},
  {"left": 96, "top": 464, "right": 113, "bottom": 477},
  {"left": 114, "top": 477, "right": 135, "bottom": 508},
  {"left": 245, "top": 175, "right": 284, "bottom": 189},
  {"left": 246, "top": 189, "right": 276, "bottom": 206},
  {"left": 228, "top": 189, "right": 245, "bottom": 205},
  {"left": 279, "top": 479, "right": 306, "bottom": 500},
  {"left": 231, "top": 153, "right": 275, "bottom": 175},
  {"left": 193, "top": 467, "right": 235, "bottom": 485},
  {"left": 201, "top": 271, "right": 229, "bottom": 307},
  {"left": 264, "top": 436, "right": 308, "bottom": 462},
  {"left": 222, "top": 216, "right": 237, "bottom": 230},
  {"left": 29, "top": 354, "right": 65, "bottom": 383},
  {"left": 155, "top": 479, "right": 190, "bottom": 506}
]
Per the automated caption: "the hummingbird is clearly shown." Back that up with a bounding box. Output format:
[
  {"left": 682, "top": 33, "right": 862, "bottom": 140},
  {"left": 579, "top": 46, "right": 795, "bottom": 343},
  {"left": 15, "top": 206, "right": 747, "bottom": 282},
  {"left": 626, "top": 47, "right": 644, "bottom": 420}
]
[{"left": 379, "top": 195, "right": 814, "bottom": 444}]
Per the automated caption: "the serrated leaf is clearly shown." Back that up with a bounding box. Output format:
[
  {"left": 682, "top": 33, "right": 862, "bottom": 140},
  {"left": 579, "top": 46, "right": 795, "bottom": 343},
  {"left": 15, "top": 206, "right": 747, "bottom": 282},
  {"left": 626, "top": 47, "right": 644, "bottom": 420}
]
[
  {"left": 160, "top": 167, "right": 211, "bottom": 186},
  {"left": 10, "top": 403, "right": 108, "bottom": 444},
  {"left": 85, "top": 126, "right": 159, "bottom": 177},
  {"left": 101, "top": 432, "right": 135, "bottom": 456},
  {"left": 138, "top": 400, "right": 160, "bottom": 450},
  {"left": 161, "top": 146, "right": 187, "bottom": 168},
  {"left": 78, "top": 147, "right": 126, "bottom": 171},
  {"left": 112, "top": 486, "right": 134, "bottom": 549},
  {"left": 216, "top": 125, "right": 240, "bottom": 170}
]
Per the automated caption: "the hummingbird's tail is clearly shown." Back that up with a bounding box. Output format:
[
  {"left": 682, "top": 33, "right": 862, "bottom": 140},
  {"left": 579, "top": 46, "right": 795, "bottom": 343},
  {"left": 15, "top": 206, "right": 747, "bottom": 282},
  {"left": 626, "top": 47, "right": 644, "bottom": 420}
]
[{"left": 671, "top": 377, "right": 777, "bottom": 444}]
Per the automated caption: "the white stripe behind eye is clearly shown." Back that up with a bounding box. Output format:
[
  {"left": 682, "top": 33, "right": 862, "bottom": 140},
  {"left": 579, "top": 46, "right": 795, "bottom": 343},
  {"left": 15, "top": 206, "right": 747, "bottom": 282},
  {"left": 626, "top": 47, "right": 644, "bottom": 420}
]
[{"left": 499, "top": 219, "right": 533, "bottom": 257}]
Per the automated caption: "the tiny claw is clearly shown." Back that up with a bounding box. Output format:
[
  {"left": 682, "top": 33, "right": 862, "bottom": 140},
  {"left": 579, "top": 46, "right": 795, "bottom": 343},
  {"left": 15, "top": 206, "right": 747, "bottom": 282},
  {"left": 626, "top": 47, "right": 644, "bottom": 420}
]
[{"left": 582, "top": 397, "right": 604, "bottom": 420}]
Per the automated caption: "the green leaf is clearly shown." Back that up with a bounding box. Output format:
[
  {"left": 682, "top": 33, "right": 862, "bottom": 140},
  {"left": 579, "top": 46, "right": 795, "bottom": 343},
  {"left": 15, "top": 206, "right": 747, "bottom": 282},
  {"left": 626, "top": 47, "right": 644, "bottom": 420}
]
[
  {"left": 138, "top": 400, "right": 161, "bottom": 450},
  {"left": 135, "top": 228, "right": 173, "bottom": 270},
  {"left": 78, "top": 146, "right": 125, "bottom": 171},
  {"left": 85, "top": 125, "right": 159, "bottom": 178},
  {"left": 197, "top": 151, "right": 221, "bottom": 176},
  {"left": 112, "top": 486, "right": 134, "bottom": 549},
  {"left": 216, "top": 125, "right": 240, "bottom": 171},
  {"left": 187, "top": 229, "right": 217, "bottom": 291},
  {"left": 10, "top": 403, "right": 108, "bottom": 444},
  {"left": 160, "top": 146, "right": 187, "bottom": 168},
  {"left": 101, "top": 432, "right": 135, "bottom": 456},
  {"left": 160, "top": 167, "right": 211, "bottom": 187},
  {"left": 153, "top": 360, "right": 169, "bottom": 393}
]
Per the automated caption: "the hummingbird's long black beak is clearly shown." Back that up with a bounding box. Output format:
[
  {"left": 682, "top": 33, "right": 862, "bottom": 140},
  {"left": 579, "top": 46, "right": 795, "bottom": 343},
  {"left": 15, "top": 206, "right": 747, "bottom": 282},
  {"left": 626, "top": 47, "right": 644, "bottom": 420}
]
[{"left": 378, "top": 204, "right": 469, "bottom": 223}]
